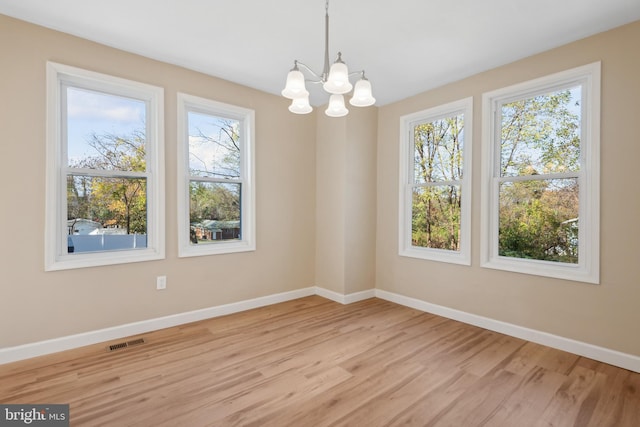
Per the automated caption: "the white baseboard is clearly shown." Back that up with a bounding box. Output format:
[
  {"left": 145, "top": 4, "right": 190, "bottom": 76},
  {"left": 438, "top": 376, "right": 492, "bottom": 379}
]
[
  {"left": 314, "top": 286, "right": 376, "bottom": 304},
  {"left": 374, "top": 289, "right": 640, "bottom": 374},
  {"left": 3, "top": 286, "right": 639, "bottom": 373},
  {"left": 0, "top": 287, "right": 315, "bottom": 366}
]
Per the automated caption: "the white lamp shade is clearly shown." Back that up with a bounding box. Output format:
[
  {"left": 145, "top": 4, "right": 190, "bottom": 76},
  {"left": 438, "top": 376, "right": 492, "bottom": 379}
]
[
  {"left": 281, "top": 70, "right": 309, "bottom": 99},
  {"left": 325, "top": 94, "right": 348, "bottom": 117},
  {"left": 288, "top": 96, "right": 313, "bottom": 114},
  {"left": 323, "top": 62, "right": 353, "bottom": 94},
  {"left": 349, "top": 78, "right": 376, "bottom": 107}
]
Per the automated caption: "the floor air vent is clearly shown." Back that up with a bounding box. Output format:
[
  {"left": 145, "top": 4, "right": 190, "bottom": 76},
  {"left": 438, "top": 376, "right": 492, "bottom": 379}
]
[{"left": 108, "top": 338, "right": 145, "bottom": 352}]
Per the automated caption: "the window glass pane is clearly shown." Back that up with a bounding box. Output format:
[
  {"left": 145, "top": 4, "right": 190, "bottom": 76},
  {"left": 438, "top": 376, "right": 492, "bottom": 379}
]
[
  {"left": 189, "top": 181, "right": 241, "bottom": 244},
  {"left": 499, "top": 178, "right": 578, "bottom": 263},
  {"left": 67, "top": 87, "right": 146, "bottom": 171},
  {"left": 188, "top": 112, "right": 240, "bottom": 179},
  {"left": 67, "top": 175, "right": 148, "bottom": 253},
  {"left": 412, "top": 185, "right": 461, "bottom": 251},
  {"left": 500, "top": 86, "right": 581, "bottom": 177},
  {"left": 414, "top": 114, "right": 464, "bottom": 183}
]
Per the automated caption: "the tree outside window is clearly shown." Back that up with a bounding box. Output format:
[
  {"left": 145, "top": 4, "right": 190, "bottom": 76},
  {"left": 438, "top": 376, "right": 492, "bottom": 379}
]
[
  {"left": 45, "top": 62, "right": 164, "bottom": 271},
  {"left": 177, "top": 93, "right": 255, "bottom": 257},
  {"left": 412, "top": 114, "right": 464, "bottom": 251},
  {"left": 400, "top": 98, "right": 472, "bottom": 265},
  {"left": 481, "top": 62, "right": 600, "bottom": 283},
  {"left": 187, "top": 113, "right": 242, "bottom": 244},
  {"left": 497, "top": 88, "right": 581, "bottom": 264}
]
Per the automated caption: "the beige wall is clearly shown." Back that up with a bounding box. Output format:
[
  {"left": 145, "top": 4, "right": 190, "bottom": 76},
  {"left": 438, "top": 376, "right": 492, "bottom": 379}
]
[
  {"left": 0, "top": 15, "right": 317, "bottom": 347},
  {"left": 344, "top": 107, "right": 377, "bottom": 295},
  {"left": 315, "top": 112, "right": 346, "bottom": 294},
  {"left": 376, "top": 20, "right": 640, "bottom": 356},
  {"left": 315, "top": 106, "right": 378, "bottom": 295}
]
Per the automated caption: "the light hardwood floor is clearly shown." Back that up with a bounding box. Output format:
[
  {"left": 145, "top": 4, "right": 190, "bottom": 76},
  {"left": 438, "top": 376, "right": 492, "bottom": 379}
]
[{"left": 1, "top": 296, "right": 639, "bottom": 426}]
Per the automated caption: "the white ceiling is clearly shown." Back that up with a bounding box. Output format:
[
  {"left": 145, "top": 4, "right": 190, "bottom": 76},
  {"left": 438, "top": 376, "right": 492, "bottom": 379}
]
[{"left": 2, "top": 0, "right": 639, "bottom": 106}]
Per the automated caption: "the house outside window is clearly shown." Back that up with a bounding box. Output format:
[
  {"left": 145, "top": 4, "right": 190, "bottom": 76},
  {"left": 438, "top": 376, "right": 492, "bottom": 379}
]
[
  {"left": 399, "top": 97, "right": 473, "bottom": 265},
  {"left": 45, "top": 62, "right": 165, "bottom": 271},
  {"left": 177, "top": 93, "right": 255, "bottom": 257},
  {"left": 481, "top": 62, "right": 600, "bottom": 283}
]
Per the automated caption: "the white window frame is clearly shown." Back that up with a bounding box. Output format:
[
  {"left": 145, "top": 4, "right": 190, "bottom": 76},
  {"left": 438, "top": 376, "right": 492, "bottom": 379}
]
[
  {"left": 399, "top": 97, "right": 473, "bottom": 265},
  {"left": 480, "top": 62, "right": 600, "bottom": 284},
  {"left": 177, "top": 93, "right": 256, "bottom": 257},
  {"left": 45, "top": 62, "right": 165, "bottom": 271}
]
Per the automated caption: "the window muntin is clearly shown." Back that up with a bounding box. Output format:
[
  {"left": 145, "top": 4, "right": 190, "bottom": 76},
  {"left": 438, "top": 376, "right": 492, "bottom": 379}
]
[
  {"left": 400, "top": 98, "right": 472, "bottom": 264},
  {"left": 177, "top": 93, "right": 255, "bottom": 257},
  {"left": 481, "top": 63, "right": 600, "bottom": 283},
  {"left": 46, "top": 62, "right": 164, "bottom": 270}
]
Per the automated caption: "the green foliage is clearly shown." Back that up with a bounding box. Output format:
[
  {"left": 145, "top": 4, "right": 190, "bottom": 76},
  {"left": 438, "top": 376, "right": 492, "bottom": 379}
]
[
  {"left": 498, "top": 180, "right": 579, "bottom": 263},
  {"left": 189, "top": 182, "right": 240, "bottom": 223},
  {"left": 411, "top": 115, "right": 464, "bottom": 250},
  {"left": 412, "top": 186, "right": 461, "bottom": 250}
]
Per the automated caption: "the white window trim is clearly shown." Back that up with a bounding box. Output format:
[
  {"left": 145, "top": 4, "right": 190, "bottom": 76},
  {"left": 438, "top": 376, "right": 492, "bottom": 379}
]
[
  {"left": 45, "top": 62, "right": 165, "bottom": 271},
  {"left": 480, "top": 62, "right": 600, "bottom": 284},
  {"left": 399, "top": 97, "right": 473, "bottom": 265},
  {"left": 177, "top": 93, "right": 256, "bottom": 257}
]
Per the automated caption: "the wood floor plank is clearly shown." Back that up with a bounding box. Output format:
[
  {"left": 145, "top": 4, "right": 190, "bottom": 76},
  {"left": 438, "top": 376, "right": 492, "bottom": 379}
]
[
  {"left": 458, "top": 333, "right": 527, "bottom": 377},
  {"left": 503, "top": 341, "right": 551, "bottom": 375},
  {"left": 584, "top": 368, "right": 640, "bottom": 427},
  {"left": 386, "top": 370, "right": 481, "bottom": 426},
  {"left": 534, "top": 365, "right": 606, "bottom": 427},
  {"left": 482, "top": 366, "right": 568, "bottom": 426},
  {"left": 1, "top": 296, "right": 639, "bottom": 426},
  {"left": 329, "top": 363, "right": 473, "bottom": 426},
  {"left": 247, "top": 361, "right": 427, "bottom": 427},
  {"left": 421, "top": 369, "right": 524, "bottom": 426}
]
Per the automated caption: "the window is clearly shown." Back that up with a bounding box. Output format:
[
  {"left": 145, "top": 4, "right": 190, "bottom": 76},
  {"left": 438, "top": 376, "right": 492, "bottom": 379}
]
[
  {"left": 481, "top": 62, "right": 600, "bottom": 283},
  {"left": 45, "top": 62, "right": 164, "bottom": 271},
  {"left": 399, "top": 98, "right": 473, "bottom": 265},
  {"left": 177, "top": 93, "right": 255, "bottom": 257}
]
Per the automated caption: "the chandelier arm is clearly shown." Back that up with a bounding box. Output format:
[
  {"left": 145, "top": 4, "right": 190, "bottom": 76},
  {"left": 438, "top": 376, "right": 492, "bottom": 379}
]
[{"left": 294, "top": 61, "right": 324, "bottom": 82}]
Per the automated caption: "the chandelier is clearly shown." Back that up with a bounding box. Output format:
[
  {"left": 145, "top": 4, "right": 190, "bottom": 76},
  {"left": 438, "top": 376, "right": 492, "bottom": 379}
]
[{"left": 281, "top": 0, "right": 375, "bottom": 117}]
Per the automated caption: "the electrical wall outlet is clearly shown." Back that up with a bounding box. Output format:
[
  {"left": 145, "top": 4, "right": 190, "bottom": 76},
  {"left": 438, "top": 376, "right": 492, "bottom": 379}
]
[{"left": 156, "top": 276, "right": 167, "bottom": 290}]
